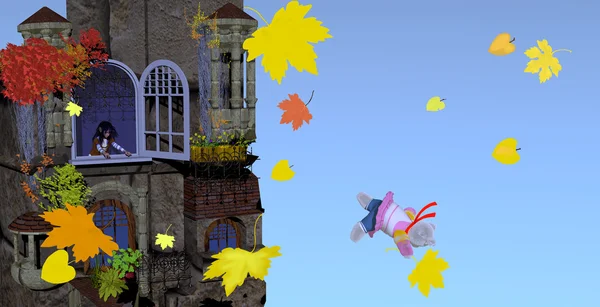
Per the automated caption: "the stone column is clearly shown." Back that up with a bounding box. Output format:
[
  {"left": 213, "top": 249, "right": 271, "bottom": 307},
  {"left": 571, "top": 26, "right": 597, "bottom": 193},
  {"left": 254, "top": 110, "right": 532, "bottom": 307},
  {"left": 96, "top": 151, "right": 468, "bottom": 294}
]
[
  {"left": 229, "top": 27, "right": 244, "bottom": 138},
  {"left": 27, "top": 234, "right": 35, "bottom": 260},
  {"left": 137, "top": 187, "right": 150, "bottom": 297},
  {"left": 245, "top": 28, "right": 257, "bottom": 140},
  {"left": 230, "top": 26, "right": 243, "bottom": 109},
  {"left": 45, "top": 96, "right": 56, "bottom": 148},
  {"left": 62, "top": 96, "right": 73, "bottom": 147},
  {"left": 209, "top": 47, "right": 221, "bottom": 139},
  {"left": 13, "top": 234, "right": 19, "bottom": 263}
]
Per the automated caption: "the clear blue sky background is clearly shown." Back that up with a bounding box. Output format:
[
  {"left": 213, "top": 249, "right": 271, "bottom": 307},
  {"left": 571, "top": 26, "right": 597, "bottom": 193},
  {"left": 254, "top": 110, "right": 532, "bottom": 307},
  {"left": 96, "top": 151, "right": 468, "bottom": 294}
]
[{"left": 2, "top": 1, "right": 599, "bottom": 306}]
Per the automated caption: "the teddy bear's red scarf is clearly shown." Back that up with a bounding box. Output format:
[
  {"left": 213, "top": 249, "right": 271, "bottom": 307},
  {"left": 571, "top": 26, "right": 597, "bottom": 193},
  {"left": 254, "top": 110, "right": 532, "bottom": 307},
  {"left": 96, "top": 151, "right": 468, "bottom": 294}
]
[{"left": 405, "top": 202, "right": 437, "bottom": 234}]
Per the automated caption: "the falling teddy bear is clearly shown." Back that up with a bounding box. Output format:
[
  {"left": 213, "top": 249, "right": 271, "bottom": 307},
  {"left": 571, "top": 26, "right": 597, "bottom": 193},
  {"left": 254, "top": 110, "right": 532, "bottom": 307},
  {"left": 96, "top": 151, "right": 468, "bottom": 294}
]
[{"left": 350, "top": 191, "right": 438, "bottom": 258}]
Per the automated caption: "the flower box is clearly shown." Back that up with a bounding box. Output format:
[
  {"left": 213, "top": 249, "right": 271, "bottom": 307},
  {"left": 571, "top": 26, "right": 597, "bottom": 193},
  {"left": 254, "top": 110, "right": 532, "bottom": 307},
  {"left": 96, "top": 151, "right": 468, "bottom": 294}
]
[{"left": 191, "top": 145, "right": 247, "bottom": 162}]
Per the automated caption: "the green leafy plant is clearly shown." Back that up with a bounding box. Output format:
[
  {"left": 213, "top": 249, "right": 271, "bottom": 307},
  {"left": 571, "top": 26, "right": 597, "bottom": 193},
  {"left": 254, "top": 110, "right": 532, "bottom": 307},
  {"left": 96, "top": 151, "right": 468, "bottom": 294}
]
[
  {"left": 34, "top": 163, "right": 91, "bottom": 210},
  {"left": 97, "top": 267, "right": 128, "bottom": 301},
  {"left": 90, "top": 256, "right": 103, "bottom": 289},
  {"left": 107, "top": 248, "right": 142, "bottom": 278}
]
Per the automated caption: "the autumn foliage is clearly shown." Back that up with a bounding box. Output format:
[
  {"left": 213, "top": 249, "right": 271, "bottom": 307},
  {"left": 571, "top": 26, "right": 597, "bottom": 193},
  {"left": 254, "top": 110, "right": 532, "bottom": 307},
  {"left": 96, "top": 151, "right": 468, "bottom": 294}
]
[
  {"left": 278, "top": 92, "right": 314, "bottom": 131},
  {"left": 18, "top": 153, "right": 54, "bottom": 206},
  {"left": 0, "top": 28, "right": 108, "bottom": 105}
]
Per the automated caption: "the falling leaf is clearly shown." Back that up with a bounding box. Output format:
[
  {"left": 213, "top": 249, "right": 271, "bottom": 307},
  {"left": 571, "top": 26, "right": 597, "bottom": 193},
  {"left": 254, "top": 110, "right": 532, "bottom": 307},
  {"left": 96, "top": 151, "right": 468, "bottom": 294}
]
[
  {"left": 492, "top": 137, "right": 521, "bottom": 164},
  {"left": 65, "top": 101, "right": 83, "bottom": 117},
  {"left": 408, "top": 249, "right": 449, "bottom": 297},
  {"left": 243, "top": 1, "right": 332, "bottom": 84},
  {"left": 488, "top": 33, "right": 516, "bottom": 56},
  {"left": 203, "top": 246, "right": 282, "bottom": 296},
  {"left": 41, "top": 250, "right": 76, "bottom": 284},
  {"left": 426, "top": 96, "right": 446, "bottom": 112},
  {"left": 155, "top": 224, "right": 175, "bottom": 250},
  {"left": 203, "top": 214, "right": 281, "bottom": 296},
  {"left": 524, "top": 39, "right": 572, "bottom": 83},
  {"left": 40, "top": 203, "right": 119, "bottom": 262},
  {"left": 271, "top": 160, "right": 295, "bottom": 181},
  {"left": 278, "top": 92, "right": 313, "bottom": 131}
]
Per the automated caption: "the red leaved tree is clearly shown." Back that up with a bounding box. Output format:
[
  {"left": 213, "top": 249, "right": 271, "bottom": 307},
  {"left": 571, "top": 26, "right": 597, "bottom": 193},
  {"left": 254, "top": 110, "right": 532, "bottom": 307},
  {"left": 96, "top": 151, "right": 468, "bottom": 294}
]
[{"left": 0, "top": 28, "right": 108, "bottom": 105}]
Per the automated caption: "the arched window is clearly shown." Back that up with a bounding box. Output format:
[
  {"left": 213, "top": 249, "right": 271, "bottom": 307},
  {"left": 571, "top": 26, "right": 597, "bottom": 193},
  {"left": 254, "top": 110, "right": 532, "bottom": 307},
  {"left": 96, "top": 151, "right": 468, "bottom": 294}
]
[
  {"left": 85, "top": 199, "right": 136, "bottom": 272},
  {"left": 205, "top": 218, "right": 241, "bottom": 253},
  {"left": 70, "top": 59, "right": 190, "bottom": 165}
]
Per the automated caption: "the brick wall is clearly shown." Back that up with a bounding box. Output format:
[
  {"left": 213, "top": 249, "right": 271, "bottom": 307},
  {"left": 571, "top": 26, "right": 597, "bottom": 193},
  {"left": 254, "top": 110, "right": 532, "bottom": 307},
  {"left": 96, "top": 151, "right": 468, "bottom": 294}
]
[{"left": 183, "top": 173, "right": 263, "bottom": 220}]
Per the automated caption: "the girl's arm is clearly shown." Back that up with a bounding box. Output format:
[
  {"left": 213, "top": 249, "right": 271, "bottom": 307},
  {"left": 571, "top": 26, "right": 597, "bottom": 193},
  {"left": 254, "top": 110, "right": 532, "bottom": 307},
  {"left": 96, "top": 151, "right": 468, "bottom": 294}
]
[
  {"left": 111, "top": 141, "right": 127, "bottom": 154},
  {"left": 93, "top": 138, "right": 105, "bottom": 154}
]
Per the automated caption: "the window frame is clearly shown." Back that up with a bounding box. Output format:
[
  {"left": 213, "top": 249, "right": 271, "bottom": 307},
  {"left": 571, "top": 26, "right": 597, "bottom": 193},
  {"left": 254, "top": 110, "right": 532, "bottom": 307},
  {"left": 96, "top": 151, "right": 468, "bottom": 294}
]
[
  {"left": 69, "top": 59, "right": 191, "bottom": 165},
  {"left": 70, "top": 59, "right": 150, "bottom": 165},
  {"left": 204, "top": 218, "right": 241, "bottom": 253},
  {"left": 138, "top": 59, "right": 190, "bottom": 161}
]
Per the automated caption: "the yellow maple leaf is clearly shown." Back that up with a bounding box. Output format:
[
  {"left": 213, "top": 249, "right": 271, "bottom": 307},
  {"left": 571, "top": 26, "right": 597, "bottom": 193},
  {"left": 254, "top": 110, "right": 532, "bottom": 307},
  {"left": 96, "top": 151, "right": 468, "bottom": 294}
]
[
  {"left": 524, "top": 39, "right": 572, "bottom": 84},
  {"left": 203, "top": 246, "right": 281, "bottom": 296},
  {"left": 407, "top": 249, "right": 449, "bottom": 297},
  {"left": 155, "top": 224, "right": 175, "bottom": 250},
  {"left": 65, "top": 101, "right": 83, "bottom": 117},
  {"left": 202, "top": 214, "right": 282, "bottom": 296},
  {"left": 40, "top": 203, "right": 119, "bottom": 262},
  {"left": 243, "top": 1, "right": 332, "bottom": 84}
]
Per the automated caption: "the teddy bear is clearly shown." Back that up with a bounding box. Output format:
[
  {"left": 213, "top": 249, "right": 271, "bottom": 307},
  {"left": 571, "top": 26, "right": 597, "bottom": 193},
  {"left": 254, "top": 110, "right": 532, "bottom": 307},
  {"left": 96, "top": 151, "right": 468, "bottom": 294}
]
[{"left": 350, "top": 191, "right": 437, "bottom": 258}]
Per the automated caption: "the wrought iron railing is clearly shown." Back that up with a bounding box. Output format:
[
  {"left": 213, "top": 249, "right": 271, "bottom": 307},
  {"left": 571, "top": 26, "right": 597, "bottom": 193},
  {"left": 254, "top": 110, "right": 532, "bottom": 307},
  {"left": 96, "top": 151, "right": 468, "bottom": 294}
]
[{"left": 137, "top": 249, "right": 192, "bottom": 293}]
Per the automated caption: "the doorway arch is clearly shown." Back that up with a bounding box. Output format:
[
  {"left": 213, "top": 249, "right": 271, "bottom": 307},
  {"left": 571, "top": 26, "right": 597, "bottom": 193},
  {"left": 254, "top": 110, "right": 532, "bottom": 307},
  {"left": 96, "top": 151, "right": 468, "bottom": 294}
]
[{"left": 84, "top": 199, "right": 136, "bottom": 272}]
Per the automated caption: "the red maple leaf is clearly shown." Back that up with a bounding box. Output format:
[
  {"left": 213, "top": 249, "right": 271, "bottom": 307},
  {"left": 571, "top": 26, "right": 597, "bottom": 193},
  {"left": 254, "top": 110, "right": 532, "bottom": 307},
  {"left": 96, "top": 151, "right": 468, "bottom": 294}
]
[{"left": 277, "top": 91, "right": 314, "bottom": 131}]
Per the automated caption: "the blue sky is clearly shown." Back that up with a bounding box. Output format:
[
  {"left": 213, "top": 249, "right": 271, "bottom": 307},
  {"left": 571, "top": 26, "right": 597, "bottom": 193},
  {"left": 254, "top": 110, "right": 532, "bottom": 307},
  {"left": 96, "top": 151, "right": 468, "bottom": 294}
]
[{"left": 2, "top": 0, "right": 599, "bottom": 306}]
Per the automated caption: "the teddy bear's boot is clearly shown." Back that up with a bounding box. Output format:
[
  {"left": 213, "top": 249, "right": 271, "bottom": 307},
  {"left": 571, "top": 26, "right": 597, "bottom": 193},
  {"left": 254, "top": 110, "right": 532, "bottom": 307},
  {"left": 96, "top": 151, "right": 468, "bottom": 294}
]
[{"left": 350, "top": 222, "right": 367, "bottom": 242}]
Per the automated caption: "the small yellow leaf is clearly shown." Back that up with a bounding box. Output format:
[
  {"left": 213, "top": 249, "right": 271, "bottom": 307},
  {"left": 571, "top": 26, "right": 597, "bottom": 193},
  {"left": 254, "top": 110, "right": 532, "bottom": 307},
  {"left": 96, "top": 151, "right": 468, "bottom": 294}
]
[
  {"left": 407, "top": 249, "right": 449, "bottom": 297},
  {"left": 524, "top": 39, "right": 571, "bottom": 83},
  {"left": 41, "top": 250, "right": 76, "bottom": 284},
  {"left": 154, "top": 224, "right": 175, "bottom": 250},
  {"left": 492, "top": 138, "right": 520, "bottom": 164},
  {"left": 426, "top": 96, "right": 445, "bottom": 112},
  {"left": 243, "top": 1, "right": 332, "bottom": 84},
  {"left": 271, "top": 160, "right": 295, "bottom": 181},
  {"left": 203, "top": 246, "right": 282, "bottom": 296},
  {"left": 65, "top": 101, "right": 83, "bottom": 117},
  {"left": 488, "top": 33, "right": 516, "bottom": 56}
]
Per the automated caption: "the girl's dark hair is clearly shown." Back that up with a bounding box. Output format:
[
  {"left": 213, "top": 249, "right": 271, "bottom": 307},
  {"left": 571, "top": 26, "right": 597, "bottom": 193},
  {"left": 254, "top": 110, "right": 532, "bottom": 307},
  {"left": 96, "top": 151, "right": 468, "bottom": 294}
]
[{"left": 92, "top": 121, "right": 119, "bottom": 141}]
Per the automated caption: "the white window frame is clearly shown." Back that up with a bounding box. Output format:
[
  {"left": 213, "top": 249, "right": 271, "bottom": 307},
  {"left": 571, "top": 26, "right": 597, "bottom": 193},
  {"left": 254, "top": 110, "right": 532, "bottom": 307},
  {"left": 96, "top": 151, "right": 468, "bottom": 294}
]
[
  {"left": 70, "top": 59, "right": 190, "bottom": 165},
  {"left": 138, "top": 60, "right": 190, "bottom": 160}
]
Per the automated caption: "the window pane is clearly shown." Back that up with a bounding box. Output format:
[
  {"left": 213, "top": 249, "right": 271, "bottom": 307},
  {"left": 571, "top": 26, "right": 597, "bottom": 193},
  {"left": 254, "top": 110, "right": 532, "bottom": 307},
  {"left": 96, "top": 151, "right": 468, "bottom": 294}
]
[
  {"left": 172, "top": 95, "right": 184, "bottom": 133},
  {"left": 158, "top": 96, "right": 169, "bottom": 133},
  {"left": 145, "top": 96, "right": 156, "bottom": 132},
  {"left": 159, "top": 134, "right": 170, "bottom": 152},
  {"left": 73, "top": 64, "right": 137, "bottom": 157},
  {"left": 172, "top": 135, "right": 184, "bottom": 153},
  {"left": 145, "top": 134, "right": 157, "bottom": 151}
]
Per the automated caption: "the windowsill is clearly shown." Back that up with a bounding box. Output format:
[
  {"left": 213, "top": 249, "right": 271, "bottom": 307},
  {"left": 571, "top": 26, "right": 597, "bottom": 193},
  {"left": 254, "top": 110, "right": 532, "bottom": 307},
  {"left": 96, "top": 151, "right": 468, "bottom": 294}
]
[{"left": 69, "top": 155, "right": 152, "bottom": 166}]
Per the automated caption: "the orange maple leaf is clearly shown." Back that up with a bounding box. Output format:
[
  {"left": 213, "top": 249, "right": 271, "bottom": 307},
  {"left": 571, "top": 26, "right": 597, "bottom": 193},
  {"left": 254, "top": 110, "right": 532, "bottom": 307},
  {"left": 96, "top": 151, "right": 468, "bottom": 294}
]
[
  {"left": 277, "top": 91, "right": 314, "bottom": 131},
  {"left": 40, "top": 203, "right": 119, "bottom": 262}
]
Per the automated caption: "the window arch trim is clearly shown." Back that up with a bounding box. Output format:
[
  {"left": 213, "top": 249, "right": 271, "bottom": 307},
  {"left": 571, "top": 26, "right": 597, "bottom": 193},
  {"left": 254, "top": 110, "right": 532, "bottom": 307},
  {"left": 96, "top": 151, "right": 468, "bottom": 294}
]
[
  {"left": 83, "top": 199, "right": 137, "bottom": 273},
  {"left": 204, "top": 218, "right": 241, "bottom": 252}
]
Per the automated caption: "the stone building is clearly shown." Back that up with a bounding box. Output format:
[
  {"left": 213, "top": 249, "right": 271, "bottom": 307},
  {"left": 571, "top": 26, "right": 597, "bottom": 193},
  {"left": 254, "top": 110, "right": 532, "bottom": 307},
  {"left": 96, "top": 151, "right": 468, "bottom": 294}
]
[{"left": 0, "top": 2, "right": 266, "bottom": 306}]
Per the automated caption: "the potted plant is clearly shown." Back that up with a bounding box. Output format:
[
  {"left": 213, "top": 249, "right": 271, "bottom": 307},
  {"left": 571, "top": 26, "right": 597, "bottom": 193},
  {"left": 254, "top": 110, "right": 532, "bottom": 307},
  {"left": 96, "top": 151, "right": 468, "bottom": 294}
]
[
  {"left": 232, "top": 137, "right": 251, "bottom": 161},
  {"left": 96, "top": 267, "right": 128, "bottom": 302},
  {"left": 107, "top": 248, "right": 142, "bottom": 280},
  {"left": 190, "top": 132, "right": 219, "bottom": 162},
  {"left": 214, "top": 131, "right": 235, "bottom": 159}
]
